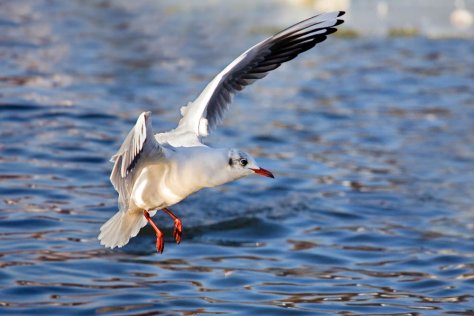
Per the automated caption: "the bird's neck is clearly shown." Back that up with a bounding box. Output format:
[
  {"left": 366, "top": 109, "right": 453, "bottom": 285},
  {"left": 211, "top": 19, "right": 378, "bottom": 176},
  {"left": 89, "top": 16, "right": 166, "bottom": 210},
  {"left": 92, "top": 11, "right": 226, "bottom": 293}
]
[
  {"left": 197, "top": 148, "right": 233, "bottom": 188},
  {"left": 176, "top": 147, "right": 233, "bottom": 190}
]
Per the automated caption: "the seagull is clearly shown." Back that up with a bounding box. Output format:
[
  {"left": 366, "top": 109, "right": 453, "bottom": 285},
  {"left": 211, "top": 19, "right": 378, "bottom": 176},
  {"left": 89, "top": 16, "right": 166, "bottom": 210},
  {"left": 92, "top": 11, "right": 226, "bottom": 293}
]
[{"left": 98, "top": 11, "right": 345, "bottom": 253}]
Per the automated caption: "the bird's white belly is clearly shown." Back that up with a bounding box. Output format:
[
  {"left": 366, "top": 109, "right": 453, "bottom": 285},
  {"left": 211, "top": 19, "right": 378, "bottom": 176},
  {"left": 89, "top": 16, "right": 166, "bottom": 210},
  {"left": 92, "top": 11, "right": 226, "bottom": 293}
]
[{"left": 131, "top": 164, "right": 185, "bottom": 211}]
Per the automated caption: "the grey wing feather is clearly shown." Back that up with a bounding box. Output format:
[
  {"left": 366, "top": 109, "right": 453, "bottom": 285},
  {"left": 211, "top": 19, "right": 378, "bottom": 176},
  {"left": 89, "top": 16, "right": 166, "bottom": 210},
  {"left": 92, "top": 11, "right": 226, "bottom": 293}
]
[
  {"left": 173, "top": 11, "right": 345, "bottom": 140},
  {"left": 110, "top": 111, "right": 163, "bottom": 211}
]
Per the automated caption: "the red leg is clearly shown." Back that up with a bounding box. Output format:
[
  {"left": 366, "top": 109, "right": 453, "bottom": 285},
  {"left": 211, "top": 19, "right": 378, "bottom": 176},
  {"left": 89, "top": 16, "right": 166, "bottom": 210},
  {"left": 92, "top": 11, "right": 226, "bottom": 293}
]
[
  {"left": 143, "top": 210, "right": 164, "bottom": 253},
  {"left": 162, "top": 208, "right": 182, "bottom": 244}
]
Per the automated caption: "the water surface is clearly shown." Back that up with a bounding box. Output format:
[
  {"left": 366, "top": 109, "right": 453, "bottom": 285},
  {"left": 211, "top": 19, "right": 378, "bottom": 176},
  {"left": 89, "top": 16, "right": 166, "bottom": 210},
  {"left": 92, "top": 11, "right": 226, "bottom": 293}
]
[{"left": 1, "top": 1, "right": 473, "bottom": 315}]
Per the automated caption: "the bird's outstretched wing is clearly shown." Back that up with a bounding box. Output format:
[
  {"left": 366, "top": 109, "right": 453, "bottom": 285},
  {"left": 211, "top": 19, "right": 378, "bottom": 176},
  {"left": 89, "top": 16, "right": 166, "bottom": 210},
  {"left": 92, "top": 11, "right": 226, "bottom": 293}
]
[
  {"left": 110, "top": 111, "right": 163, "bottom": 211},
  {"left": 158, "top": 11, "right": 345, "bottom": 147}
]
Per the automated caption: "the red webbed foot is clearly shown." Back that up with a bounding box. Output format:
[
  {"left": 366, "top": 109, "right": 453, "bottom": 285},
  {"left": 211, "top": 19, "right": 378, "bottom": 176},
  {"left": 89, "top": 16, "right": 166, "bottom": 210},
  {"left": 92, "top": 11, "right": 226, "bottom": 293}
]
[
  {"left": 163, "top": 208, "right": 183, "bottom": 244},
  {"left": 144, "top": 210, "right": 165, "bottom": 254}
]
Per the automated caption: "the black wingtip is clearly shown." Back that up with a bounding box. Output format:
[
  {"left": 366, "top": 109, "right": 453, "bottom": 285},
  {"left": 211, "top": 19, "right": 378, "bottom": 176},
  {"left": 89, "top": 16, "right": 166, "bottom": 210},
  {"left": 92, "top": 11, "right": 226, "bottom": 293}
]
[
  {"left": 338, "top": 11, "right": 346, "bottom": 17},
  {"left": 334, "top": 19, "right": 345, "bottom": 27}
]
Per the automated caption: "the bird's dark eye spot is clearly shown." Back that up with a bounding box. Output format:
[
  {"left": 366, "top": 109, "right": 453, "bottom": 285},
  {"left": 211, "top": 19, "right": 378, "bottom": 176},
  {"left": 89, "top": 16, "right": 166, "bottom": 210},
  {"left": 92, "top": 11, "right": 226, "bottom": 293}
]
[
  {"left": 239, "top": 158, "right": 248, "bottom": 167},
  {"left": 228, "top": 158, "right": 234, "bottom": 166}
]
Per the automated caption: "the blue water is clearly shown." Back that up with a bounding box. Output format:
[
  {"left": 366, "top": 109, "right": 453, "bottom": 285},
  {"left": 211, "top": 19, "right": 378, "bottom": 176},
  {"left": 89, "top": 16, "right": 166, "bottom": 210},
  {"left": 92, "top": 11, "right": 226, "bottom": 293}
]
[{"left": 1, "top": 1, "right": 473, "bottom": 315}]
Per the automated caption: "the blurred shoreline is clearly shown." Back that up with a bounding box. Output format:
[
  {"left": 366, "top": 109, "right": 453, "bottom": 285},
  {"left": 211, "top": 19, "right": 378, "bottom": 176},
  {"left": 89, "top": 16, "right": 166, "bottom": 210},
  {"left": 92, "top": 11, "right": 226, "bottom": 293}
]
[{"left": 288, "top": 0, "right": 474, "bottom": 38}]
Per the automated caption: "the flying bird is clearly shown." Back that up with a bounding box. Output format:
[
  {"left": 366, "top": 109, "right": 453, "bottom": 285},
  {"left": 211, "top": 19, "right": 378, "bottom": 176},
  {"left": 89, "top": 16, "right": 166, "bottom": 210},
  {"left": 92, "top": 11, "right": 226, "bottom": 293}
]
[{"left": 99, "top": 11, "right": 345, "bottom": 253}]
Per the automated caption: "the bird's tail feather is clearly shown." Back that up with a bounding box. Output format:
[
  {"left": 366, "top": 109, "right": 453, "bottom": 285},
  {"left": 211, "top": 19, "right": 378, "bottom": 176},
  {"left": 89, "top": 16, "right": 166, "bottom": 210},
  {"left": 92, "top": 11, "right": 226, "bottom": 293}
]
[{"left": 98, "top": 210, "right": 147, "bottom": 249}]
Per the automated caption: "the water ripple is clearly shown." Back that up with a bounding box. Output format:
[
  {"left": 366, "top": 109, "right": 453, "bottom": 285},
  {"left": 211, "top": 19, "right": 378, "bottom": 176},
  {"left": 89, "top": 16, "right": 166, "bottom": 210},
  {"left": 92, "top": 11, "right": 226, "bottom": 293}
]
[{"left": 0, "top": 0, "right": 473, "bottom": 315}]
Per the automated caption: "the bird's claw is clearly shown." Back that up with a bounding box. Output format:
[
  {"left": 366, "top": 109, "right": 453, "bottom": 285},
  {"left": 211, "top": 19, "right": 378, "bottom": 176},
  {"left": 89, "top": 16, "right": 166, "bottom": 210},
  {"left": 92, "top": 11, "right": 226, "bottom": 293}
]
[
  {"left": 155, "top": 233, "right": 164, "bottom": 254},
  {"left": 173, "top": 219, "right": 182, "bottom": 244}
]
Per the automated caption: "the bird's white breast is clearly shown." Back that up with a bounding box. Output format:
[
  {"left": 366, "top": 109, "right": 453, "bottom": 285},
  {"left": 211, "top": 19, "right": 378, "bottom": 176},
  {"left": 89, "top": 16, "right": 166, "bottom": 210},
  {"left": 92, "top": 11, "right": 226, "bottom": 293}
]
[
  {"left": 131, "top": 163, "right": 184, "bottom": 210},
  {"left": 129, "top": 146, "right": 231, "bottom": 212}
]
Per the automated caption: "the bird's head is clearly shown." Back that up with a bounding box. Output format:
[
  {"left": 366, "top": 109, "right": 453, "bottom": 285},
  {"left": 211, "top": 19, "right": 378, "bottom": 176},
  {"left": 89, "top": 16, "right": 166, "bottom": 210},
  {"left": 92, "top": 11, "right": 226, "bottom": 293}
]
[{"left": 227, "top": 148, "right": 274, "bottom": 180}]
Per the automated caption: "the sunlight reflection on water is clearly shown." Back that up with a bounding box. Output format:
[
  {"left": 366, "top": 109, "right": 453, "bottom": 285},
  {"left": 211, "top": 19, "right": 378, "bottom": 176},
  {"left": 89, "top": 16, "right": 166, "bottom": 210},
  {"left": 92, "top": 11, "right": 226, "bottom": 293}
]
[{"left": 0, "top": 0, "right": 473, "bottom": 315}]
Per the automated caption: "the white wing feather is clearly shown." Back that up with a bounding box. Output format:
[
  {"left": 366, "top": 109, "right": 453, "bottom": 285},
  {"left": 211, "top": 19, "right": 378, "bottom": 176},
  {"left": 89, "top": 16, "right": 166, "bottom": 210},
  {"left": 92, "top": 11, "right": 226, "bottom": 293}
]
[
  {"left": 157, "top": 11, "right": 345, "bottom": 147},
  {"left": 110, "top": 111, "right": 163, "bottom": 212}
]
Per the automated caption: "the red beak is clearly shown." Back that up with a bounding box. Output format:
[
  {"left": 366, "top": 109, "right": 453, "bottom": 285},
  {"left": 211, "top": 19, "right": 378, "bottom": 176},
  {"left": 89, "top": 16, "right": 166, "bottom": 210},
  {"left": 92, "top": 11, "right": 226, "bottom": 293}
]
[{"left": 250, "top": 168, "right": 275, "bottom": 178}]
